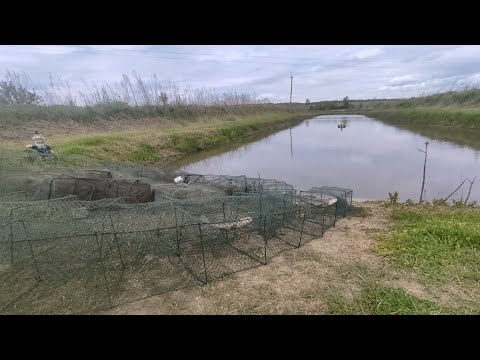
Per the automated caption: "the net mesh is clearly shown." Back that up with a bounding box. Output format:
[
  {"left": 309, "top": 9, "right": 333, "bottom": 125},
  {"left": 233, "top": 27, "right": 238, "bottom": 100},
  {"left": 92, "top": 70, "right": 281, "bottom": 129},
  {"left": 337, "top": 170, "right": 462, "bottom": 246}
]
[{"left": 0, "top": 159, "right": 352, "bottom": 314}]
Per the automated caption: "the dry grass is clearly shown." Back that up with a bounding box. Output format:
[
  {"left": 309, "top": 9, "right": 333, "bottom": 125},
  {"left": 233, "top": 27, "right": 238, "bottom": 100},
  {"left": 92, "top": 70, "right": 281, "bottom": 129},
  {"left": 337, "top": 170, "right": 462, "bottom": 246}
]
[
  {"left": 101, "top": 202, "right": 389, "bottom": 314},
  {"left": 100, "top": 201, "right": 480, "bottom": 315},
  {"left": 1, "top": 111, "right": 314, "bottom": 167},
  {"left": 4, "top": 200, "right": 475, "bottom": 314}
]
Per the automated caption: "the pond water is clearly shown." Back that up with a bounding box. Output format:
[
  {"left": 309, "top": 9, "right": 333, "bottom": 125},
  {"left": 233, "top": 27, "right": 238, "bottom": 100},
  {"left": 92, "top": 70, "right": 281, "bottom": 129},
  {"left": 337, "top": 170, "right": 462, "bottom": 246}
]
[{"left": 179, "top": 114, "right": 480, "bottom": 203}]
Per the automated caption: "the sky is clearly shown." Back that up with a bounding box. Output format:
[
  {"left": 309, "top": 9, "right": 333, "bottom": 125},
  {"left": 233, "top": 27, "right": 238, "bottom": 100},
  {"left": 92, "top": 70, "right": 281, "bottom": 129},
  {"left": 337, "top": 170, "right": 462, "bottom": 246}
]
[{"left": 1, "top": 45, "right": 480, "bottom": 103}]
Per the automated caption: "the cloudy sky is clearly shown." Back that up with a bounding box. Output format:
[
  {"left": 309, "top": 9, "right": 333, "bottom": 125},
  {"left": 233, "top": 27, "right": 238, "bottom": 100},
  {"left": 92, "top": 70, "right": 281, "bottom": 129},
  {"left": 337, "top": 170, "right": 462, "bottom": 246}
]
[{"left": 1, "top": 45, "right": 480, "bottom": 103}]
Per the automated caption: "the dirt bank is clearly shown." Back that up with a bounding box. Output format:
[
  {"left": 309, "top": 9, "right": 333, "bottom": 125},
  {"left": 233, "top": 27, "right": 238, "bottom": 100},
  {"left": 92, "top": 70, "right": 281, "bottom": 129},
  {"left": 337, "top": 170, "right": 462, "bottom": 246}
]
[{"left": 100, "top": 201, "right": 396, "bottom": 314}]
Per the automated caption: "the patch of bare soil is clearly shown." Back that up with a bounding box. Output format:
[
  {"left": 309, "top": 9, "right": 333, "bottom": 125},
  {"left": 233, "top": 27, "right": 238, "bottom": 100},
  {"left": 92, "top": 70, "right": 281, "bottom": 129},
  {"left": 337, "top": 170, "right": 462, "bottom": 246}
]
[
  {"left": 1, "top": 117, "right": 176, "bottom": 143},
  {"left": 101, "top": 201, "right": 428, "bottom": 314}
]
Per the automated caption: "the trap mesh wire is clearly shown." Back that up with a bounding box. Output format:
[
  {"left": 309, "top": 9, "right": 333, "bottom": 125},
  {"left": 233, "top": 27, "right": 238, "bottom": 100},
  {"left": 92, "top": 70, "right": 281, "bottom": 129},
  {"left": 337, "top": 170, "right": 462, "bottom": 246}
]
[
  {"left": 0, "top": 165, "right": 352, "bottom": 314},
  {"left": 0, "top": 192, "right": 32, "bottom": 202},
  {"left": 308, "top": 186, "right": 353, "bottom": 218}
]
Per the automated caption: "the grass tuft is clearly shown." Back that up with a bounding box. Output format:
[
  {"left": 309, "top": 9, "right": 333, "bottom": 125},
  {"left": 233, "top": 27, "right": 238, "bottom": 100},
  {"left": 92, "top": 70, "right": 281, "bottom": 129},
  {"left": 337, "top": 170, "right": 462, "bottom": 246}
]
[
  {"left": 326, "top": 282, "right": 442, "bottom": 315},
  {"left": 376, "top": 206, "right": 480, "bottom": 283}
]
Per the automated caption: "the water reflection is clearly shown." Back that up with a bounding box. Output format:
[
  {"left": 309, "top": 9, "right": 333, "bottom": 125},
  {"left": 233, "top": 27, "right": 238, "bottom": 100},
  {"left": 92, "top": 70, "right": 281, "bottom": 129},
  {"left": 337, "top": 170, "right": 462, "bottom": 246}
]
[
  {"left": 375, "top": 120, "right": 480, "bottom": 152},
  {"left": 290, "top": 128, "right": 293, "bottom": 160},
  {"left": 180, "top": 114, "right": 480, "bottom": 202}
]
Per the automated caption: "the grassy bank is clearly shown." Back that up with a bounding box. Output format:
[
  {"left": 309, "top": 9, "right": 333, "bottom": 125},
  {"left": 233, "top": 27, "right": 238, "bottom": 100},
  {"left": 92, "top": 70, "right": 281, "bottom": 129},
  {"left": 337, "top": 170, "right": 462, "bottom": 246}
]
[
  {"left": 0, "top": 103, "right": 295, "bottom": 142},
  {"left": 99, "top": 201, "right": 480, "bottom": 315},
  {"left": 0, "top": 101, "right": 317, "bottom": 166},
  {"left": 51, "top": 111, "right": 314, "bottom": 166},
  {"left": 368, "top": 88, "right": 480, "bottom": 128},
  {"left": 377, "top": 205, "right": 480, "bottom": 284},
  {"left": 375, "top": 120, "right": 480, "bottom": 151},
  {"left": 319, "top": 203, "right": 480, "bottom": 314},
  {"left": 358, "top": 108, "right": 480, "bottom": 128},
  {"left": 326, "top": 281, "right": 443, "bottom": 315},
  {"left": 307, "top": 88, "right": 480, "bottom": 128},
  {"left": 0, "top": 103, "right": 289, "bottom": 126}
]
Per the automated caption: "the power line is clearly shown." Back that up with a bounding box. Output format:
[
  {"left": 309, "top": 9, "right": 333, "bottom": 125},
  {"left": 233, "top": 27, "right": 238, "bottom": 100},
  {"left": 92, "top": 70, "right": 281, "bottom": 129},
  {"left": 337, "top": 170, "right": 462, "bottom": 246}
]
[
  {"left": 2, "top": 45, "right": 478, "bottom": 69},
  {"left": 2, "top": 46, "right": 479, "bottom": 99},
  {"left": 56, "top": 46, "right": 474, "bottom": 64}
]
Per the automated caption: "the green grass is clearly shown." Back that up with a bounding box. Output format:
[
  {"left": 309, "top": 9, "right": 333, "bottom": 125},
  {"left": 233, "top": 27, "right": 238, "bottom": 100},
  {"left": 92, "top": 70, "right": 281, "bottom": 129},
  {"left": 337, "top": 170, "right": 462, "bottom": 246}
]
[
  {"left": 326, "top": 282, "right": 442, "bottom": 315},
  {"left": 359, "top": 108, "right": 480, "bottom": 128},
  {"left": 51, "top": 111, "right": 313, "bottom": 165},
  {"left": 58, "top": 135, "right": 124, "bottom": 157},
  {"left": 167, "top": 113, "right": 300, "bottom": 154},
  {"left": 359, "top": 108, "right": 480, "bottom": 152},
  {"left": 383, "top": 88, "right": 480, "bottom": 108},
  {"left": 356, "top": 89, "right": 480, "bottom": 128},
  {"left": 307, "top": 88, "right": 480, "bottom": 128},
  {"left": 123, "top": 143, "right": 161, "bottom": 163},
  {"left": 376, "top": 206, "right": 480, "bottom": 283},
  {"left": 57, "top": 136, "right": 164, "bottom": 164},
  {"left": 321, "top": 204, "right": 480, "bottom": 314}
]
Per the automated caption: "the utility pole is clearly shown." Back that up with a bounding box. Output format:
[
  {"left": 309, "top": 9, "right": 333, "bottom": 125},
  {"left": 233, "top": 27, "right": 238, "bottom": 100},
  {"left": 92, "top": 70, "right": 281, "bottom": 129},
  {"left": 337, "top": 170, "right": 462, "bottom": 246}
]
[{"left": 289, "top": 72, "right": 293, "bottom": 113}]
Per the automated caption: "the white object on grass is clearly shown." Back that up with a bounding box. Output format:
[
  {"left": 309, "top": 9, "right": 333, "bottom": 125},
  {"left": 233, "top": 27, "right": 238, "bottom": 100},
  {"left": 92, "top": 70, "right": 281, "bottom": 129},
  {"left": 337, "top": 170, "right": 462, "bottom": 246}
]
[
  {"left": 209, "top": 217, "right": 253, "bottom": 230},
  {"left": 302, "top": 194, "right": 338, "bottom": 207},
  {"left": 327, "top": 198, "right": 338, "bottom": 206},
  {"left": 174, "top": 176, "right": 184, "bottom": 184}
]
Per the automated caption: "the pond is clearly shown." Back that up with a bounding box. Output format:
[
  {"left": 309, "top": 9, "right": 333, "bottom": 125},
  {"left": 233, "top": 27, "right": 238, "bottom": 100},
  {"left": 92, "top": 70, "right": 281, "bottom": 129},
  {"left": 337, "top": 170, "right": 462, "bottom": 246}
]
[{"left": 179, "top": 115, "right": 480, "bottom": 203}]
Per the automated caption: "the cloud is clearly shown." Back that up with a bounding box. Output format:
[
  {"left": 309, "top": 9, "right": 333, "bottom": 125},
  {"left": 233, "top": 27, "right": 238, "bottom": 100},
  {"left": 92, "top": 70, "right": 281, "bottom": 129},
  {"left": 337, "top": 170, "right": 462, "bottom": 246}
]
[
  {"left": 29, "top": 45, "right": 81, "bottom": 55},
  {"left": 6, "top": 45, "right": 81, "bottom": 55},
  {"left": 84, "top": 45, "right": 152, "bottom": 52},
  {"left": 256, "top": 93, "right": 274, "bottom": 100},
  {"left": 388, "top": 75, "right": 420, "bottom": 86},
  {"left": 348, "top": 47, "right": 384, "bottom": 60},
  {"left": 1, "top": 45, "right": 480, "bottom": 102}
]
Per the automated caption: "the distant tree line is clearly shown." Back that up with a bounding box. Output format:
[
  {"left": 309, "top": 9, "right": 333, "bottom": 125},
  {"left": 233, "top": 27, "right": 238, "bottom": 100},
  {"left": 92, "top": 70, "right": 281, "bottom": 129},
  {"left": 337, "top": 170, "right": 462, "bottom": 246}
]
[{"left": 307, "top": 96, "right": 350, "bottom": 111}]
